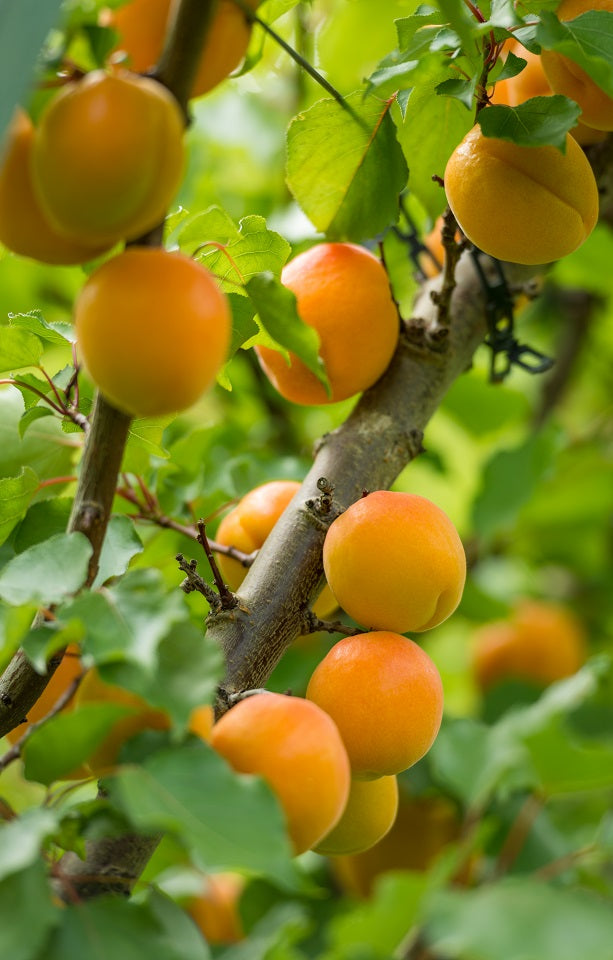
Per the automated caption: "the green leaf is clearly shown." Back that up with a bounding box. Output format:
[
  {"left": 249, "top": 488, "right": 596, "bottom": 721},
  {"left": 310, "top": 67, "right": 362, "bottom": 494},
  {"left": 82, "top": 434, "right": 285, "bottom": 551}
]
[
  {"left": 92, "top": 515, "right": 143, "bottom": 588},
  {"left": 23, "top": 702, "right": 133, "bottom": 785},
  {"left": 109, "top": 739, "right": 297, "bottom": 886},
  {"left": 219, "top": 902, "right": 309, "bottom": 960},
  {"left": 170, "top": 204, "right": 240, "bottom": 254},
  {"left": 19, "top": 404, "right": 55, "bottom": 438},
  {"left": 195, "top": 215, "right": 291, "bottom": 292},
  {"left": 0, "top": 327, "right": 43, "bottom": 372},
  {"left": 13, "top": 497, "right": 73, "bottom": 553},
  {"left": 286, "top": 92, "right": 408, "bottom": 241},
  {"left": 0, "top": 860, "right": 60, "bottom": 960},
  {"left": 0, "top": 602, "right": 38, "bottom": 672},
  {"left": 227, "top": 292, "right": 258, "bottom": 359},
  {"left": 477, "top": 98, "right": 581, "bottom": 151},
  {"left": 246, "top": 272, "right": 329, "bottom": 390},
  {"left": 0, "top": 389, "right": 78, "bottom": 485},
  {"left": 442, "top": 373, "right": 529, "bottom": 436},
  {"left": 497, "top": 50, "right": 527, "bottom": 81},
  {"left": 436, "top": 77, "right": 477, "bottom": 109},
  {"left": 0, "top": 466, "right": 38, "bottom": 546},
  {"left": 9, "top": 310, "right": 74, "bottom": 345},
  {"left": 424, "top": 878, "right": 613, "bottom": 960},
  {"left": 523, "top": 713, "right": 613, "bottom": 795},
  {"left": 122, "top": 416, "right": 171, "bottom": 474},
  {"left": 0, "top": 0, "right": 65, "bottom": 141},
  {"left": 0, "top": 808, "right": 58, "bottom": 881},
  {"left": 0, "top": 531, "right": 92, "bottom": 605},
  {"left": 537, "top": 10, "right": 613, "bottom": 98},
  {"left": 45, "top": 890, "right": 211, "bottom": 960}
]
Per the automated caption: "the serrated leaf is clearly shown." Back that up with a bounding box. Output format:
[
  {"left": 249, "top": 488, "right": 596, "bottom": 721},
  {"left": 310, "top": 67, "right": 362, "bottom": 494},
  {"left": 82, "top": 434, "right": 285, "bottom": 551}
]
[
  {"left": 436, "top": 77, "right": 477, "bottom": 108},
  {"left": 537, "top": 10, "right": 613, "bottom": 98},
  {"left": 195, "top": 216, "right": 291, "bottom": 292},
  {"left": 23, "top": 702, "right": 133, "bottom": 785},
  {"left": 497, "top": 50, "right": 527, "bottom": 81},
  {"left": 0, "top": 466, "right": 38, "bottom": 546},
  {"left": 478, "top": 97, "right": 581, "bottom": 150},
  {"left": 286, "top": 92, "right": 408, "bottom": 241},
  {"left": 0, "top": 327, "right": 43, "bottom": 372},
  {"left": 170, "top": 204, "right": 240, "bottom": 254},
  {"left": 9, "top": 310, "right": 74, "bottom": 345},
  {"left": 122, "top": 416, "right": 171, "bottom": 474},
  {"left": 0, "top": 808, "right": 58, "bottom": 881},
  {"left": 109, "top": 739, "right": 297, "bottom": 885},
  {"left": 0, "top": 531, "right": 92, "bottom": 605},
  {"left": 92, "top": 515, "right": 143, "bottom": 588},
  {"left": 19, "top": 404, "right": 55, "bottom": 438},
  {"left": 246, "top": 272, "right": 329, "bottom": 390}
]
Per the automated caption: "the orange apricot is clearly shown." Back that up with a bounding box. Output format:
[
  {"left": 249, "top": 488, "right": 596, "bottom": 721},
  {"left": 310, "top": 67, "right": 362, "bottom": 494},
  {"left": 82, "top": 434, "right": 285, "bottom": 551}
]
[
  {"left": 0, "top": 111, "right": 107, "bottom": 265},
  {"left": 209, "top": 692, "right": 351, "bottom": 855},
  {"left": 255, "top": 243, "right": 399, "bottom": 405},
  {"left": 74, "top": 247, "right": 231, "bottom": 418},
  {"left": 306, "top": 631, "right": 444, "bottom": 779},
  {"left": 541, "top": 0, "right": 613, "bottom": 131},
  {"left": 322, "top": 491, "right": 466, "bottom": 634},
  {"left": 187, "top": 872, "right": 245, "bottom": 944},
  {"left": 32, "top": 69, "right": 184, "bottom": 247},
  {"left": 215, "top": 480, "right": 337, "bottom": 618},
  {"left": 188, "top": 704, "right": 215, "bottom": 742},
  {"left": 5, "top": 644, "right": 82, "bottom": 745},
  {"left": 75, "top": 668, "right": 170, "bottom": 775},
  {"left": 472, "top": 599, "right": 586, "bottom": 691},
  {"left": 444, "top": 124, "right": 599, "bottom": 264},
  {"left": 108, "top": 0, "right": 259, "bottom": 99},
  {"left": 331, "top": 791, "right": 462, "bottom": 898},
  {"left": 314, "top": 775, "right": 399, "bottom": 857}
]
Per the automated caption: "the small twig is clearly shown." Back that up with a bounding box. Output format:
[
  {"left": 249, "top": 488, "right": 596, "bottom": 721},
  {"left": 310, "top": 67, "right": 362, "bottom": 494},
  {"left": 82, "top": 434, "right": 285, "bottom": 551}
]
[
  {"left": 0, "top": 797, "right": 17, "bottom": 821},
  {"left": 196, "top": 521, "right": 239, "bottom": 610},
  {"left": 428, "top": 206, "right": 466, "bottom": 336},
  {"left": 0, "top": 671, "right": 85, "bottom": 773},
  {"left": 494, "top": 793, "right": 544, "bottom": 878},
  {"left": 535, "top": 844, "right": 598, "bottom": 881},
  {"left": 175, "top": 554, "right": 219, "bottom": 605},
  {"left": 302, "top": 611, "right": 363, "bottom": 637}
]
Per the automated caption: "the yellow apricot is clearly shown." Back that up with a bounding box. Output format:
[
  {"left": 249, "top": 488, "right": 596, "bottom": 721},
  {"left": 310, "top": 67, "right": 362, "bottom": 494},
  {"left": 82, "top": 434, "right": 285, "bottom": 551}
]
[
  {"left": 541, "top": 0, "right": 613, "bottom": 131},
  {"left": 187, "top": 873, "right": 245, "bottom": 944},
  {"left": 314, "top": 775, "right": 399, "bottom": 856},
  {"left": 255, "top": 243, "right": 399, "bottom": 405},
  {"left": 108, "top": 0, "right": 259, "bottom": 99},
  {"left": 32, "top": 69, "right": 184, "bottom": 247},
  {"left": 215, "top": 480, "right": 337, "bottom": 618},
  {"left": 210, "top": 692, "right": 351, "bottom": 855},
  {"left": 472, "top": 599, "right": 586, "bottom": 690},
  {"left": 74, "top": 247, "right": 231, "bottom": 418},
  {"left": 306, "top": 631, "right": 444, "bottom": 779},
  {"left": 444, "top": 124, "right": 599, "bottom": 264},
  {"left": 323, "top": 491, "right": 466, "bottom": 634},
  {"left": 0, "top": 110, "right": 107, "bottom": 264}
]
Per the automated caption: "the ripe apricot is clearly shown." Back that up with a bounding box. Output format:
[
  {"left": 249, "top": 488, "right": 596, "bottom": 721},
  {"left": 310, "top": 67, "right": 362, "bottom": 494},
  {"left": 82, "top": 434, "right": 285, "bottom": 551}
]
[
  {"left": 306, "top": 631, "right": 444, "bottom": 779},
  {"left": 444, "top": 124, "right": 599, "bottom": 264},
  {"left": 323, "top": 491, "right": 466, "bottom": 634},
  {"left": 209, "top": 692, "right": 351, "bottom": 855},
  {"left": 255, "top": 243, "right": 399, "bottom": 405},
  {"left": 331, "top": 791, "right": 462, "bottom": 898},
  {"left": 472, "top": 599, "right": 586, "bottom": 691},
  {"left": 188, "top": 704, "right": 214, "bottom": 742},
  {"left": 75, "top": 668, "right": 170, "bottom": 775},
  {"left": 541, "top": 0, "right": 613, "bottom": 131},
  {"left": 187, "top": 872, "right": 245, "bottom": 944},
  {"left": 32, "top": 69, "right": 184, "bottom": 247},
  {"left": 314, "top": 775, "right": 399, "bottom": 857},
  {"left": 5, "top": 644, "right": 82, "bottom": 745},
  {"left": 0, "top": 111, "right": 107, "bottom": 265},
  {"left": 107, "top": 0, "right": 259, "bottom": 99},
  {"left": 74, "top": 247, "right": 231, "bottom": 418},
  {"left": 215, "top": 480, "right": 337, "bottom": 618}
]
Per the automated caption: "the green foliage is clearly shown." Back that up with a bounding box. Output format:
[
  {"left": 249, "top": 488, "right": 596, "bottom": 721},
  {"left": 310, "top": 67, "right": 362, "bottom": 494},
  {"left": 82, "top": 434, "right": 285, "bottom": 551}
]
[
  {"left": 536, "top": 11, "right": 613, "bottom": 97},
  {"left": 0, "top": 531, "right": 92, "bottom": 605},
  {"left": 477, "top": 98, "right": 581, "bottom": 151}
]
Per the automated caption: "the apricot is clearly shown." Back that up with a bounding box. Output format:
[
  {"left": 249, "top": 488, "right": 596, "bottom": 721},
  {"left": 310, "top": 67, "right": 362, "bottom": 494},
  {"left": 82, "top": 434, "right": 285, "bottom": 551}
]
[
  {"left": 331, "top": 791, "right": 462, "bottom": 898},
  {"left": 314, "top": 775, "right": 399, "bottom": 857},
  {"left": 74, "top": 247, "right": 231, "bottom": 418},
  {"left": 541, "top": 0, "right": 613, "bottom": 131},
  {"left": 187, "top": 872, "right": 245, "bottom": 944},
  {"left": 255, "top": 243, "right": 399, "bottom": 405},
  {"left": 306, "top": 631, "right": 444, "bottom": 779},
  {"left": 188, "top": 704, "right": 214, "bottom": 742},
  {"left": 472, "top": 599, "right": 586, "bottom": 691},
  {"left": 215, "top": 480, "right": 337, "bottom": 618},
  {"left": 444, "top": 124, "right": 599, "bottom": 264},
  {"left": 0, "top": 111, "right": 107, "bottom": 265},
  {"left": 108, "top": 0, "right": 259, "bottom": 99},
  {"left": 32, "top": 69, "right": 184, "bottom": 247},
  {"left": 75, "top": 668, "right": 170, "bottom": 775},
  {"left": 209, "top": 692, "right": 351, "bottom": 855},
  {"left": 323, "top": 491, "right": 466, "bottom": 634},
  {"left": 5, "top": 645, "right": 82, "bottom": 745}
]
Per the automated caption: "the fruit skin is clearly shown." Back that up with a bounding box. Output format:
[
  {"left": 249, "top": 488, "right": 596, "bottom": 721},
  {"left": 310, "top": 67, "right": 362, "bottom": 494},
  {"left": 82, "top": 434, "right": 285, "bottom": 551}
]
[
  {"left": 74, "top": 247, "right": 231, "bottom": 418},
  {"left": 255, "top": 243, "right": 399, "bottom": 405},
  {"left": 444, "top": 124, "right": 599, "bottom": 265},
  {"left": 209, "top": 692, "right": 351, "bottom": 855},
  {"left": 5, "top": 644, "right": 82, "bottom": 744},
  {"left": 216, "top": 480, "right": 337, "bottom": 618},
  {"left": 331, "top": 791, "right": 462, "bottom": 898},
  {"left": 472, "top": 600, "right": 586, "bottom": 691},
  {"left": 187, "top": 872, "right": 245, "bottom": 944},
  {"left": 32, "top": 69, "right": 184, "bottom": 247},
  {"left": 0, "top": 111, "right": 107, "bottom": 265},
  {"left": 306, "top": 631, "right": 444, "bottom": 780},
  {"left": 541, "top": 0, "right": 613, "bottom": 131},
  {"left": 108, "top": 0, "right": 259, "bottom": 99},
  {"left": 314, "top": 775, "right": 399, "bottom": 857},
  {"left": 323, "top": 491, "right": 466, "bottom": 634}
]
